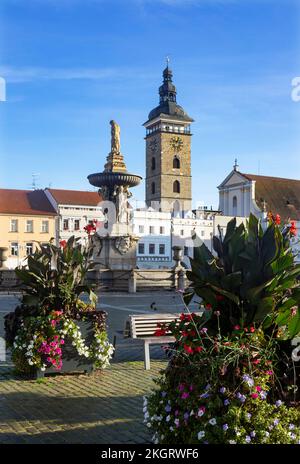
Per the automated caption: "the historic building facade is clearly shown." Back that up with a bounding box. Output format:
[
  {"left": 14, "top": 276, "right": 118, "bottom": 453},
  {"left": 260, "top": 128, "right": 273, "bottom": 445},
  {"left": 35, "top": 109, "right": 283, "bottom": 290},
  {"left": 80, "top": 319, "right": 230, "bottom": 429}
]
[
  {"left": 218, "top": 163, "right": 300, "bottom": 262},
  {"left": 0, "top": 189, "right": 57, "bottom": 269},
  {"left": 45, "top": 188, "right": 104, "bottom": 244},
  {"left": 144, "top": 65, "right": 193, "bottom": 213}
]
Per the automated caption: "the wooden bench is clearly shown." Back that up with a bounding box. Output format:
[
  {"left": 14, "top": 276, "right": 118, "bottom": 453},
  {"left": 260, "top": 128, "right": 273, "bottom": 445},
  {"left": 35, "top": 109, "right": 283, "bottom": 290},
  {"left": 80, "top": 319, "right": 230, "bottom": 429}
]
[{"left": 113, "top": 312, "right": 201, "bottom": 370}]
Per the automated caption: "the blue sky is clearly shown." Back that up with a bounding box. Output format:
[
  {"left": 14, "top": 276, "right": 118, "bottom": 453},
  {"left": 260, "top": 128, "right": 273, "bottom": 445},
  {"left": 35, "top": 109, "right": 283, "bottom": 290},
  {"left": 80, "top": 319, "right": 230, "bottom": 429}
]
[{"left": 0, "top": 0, "right": 299, "bottom": 208}]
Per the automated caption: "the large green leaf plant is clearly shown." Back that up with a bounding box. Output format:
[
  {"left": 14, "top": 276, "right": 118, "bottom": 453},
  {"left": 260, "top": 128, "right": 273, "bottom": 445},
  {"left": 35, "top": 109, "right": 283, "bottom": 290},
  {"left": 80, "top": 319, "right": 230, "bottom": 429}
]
[{"left": 185, "top": 214, "right": 300, "bottom": 340}]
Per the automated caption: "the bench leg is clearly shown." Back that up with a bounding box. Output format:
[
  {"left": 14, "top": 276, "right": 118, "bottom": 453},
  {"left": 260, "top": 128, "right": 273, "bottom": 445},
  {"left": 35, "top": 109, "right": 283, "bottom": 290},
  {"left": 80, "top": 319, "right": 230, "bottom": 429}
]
[
  {"left": 144, "top": 341, "right": 150, "bottom": 370},
  {"left": 112, "top": 335, "right": 117, "bottom": 359}
]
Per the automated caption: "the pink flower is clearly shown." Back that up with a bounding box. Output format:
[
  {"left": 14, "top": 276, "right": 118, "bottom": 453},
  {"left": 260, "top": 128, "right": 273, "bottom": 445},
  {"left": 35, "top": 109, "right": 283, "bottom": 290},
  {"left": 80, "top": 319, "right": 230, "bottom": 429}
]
[
  {"left": 266, "top": 370, "right": 273, "bottom": 376},
  {"left": 234, "top": 325, "right": 240, "bottom": 330},
  {"left": 256, "top": 386, "right": 262, "bottom": 392},
  {"left": 51, "top": 320, "right": 57, "bottom": 327},
  {"left": 251, "top": 393, "right": 259, "bottom": 399},
  {"left": 60, "top": 339, "right": 65, "bottom": 345},
  {"left": 181, "top": 392, "right": 189, "bottom": 399},
  {"left": 214, "top": 311, "right": 220, "bottom": 317}
]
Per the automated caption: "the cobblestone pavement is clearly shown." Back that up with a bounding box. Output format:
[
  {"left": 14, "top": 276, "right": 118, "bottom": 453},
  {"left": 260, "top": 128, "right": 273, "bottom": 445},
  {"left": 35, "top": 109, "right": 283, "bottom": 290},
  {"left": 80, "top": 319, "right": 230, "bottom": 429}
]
[{"left": 0, "top": 291, "right": 193, "bottom": 444}]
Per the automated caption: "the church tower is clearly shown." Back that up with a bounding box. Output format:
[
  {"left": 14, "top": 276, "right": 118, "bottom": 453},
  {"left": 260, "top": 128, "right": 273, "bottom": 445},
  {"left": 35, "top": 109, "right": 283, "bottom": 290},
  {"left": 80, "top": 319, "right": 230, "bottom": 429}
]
[{"left": 144, "top": 64, "right": 193, "bottom": 212}]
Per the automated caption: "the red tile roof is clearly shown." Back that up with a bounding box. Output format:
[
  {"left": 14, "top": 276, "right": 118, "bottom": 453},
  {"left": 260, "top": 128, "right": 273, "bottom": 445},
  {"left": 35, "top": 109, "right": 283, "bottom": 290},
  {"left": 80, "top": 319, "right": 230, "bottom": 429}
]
[
  {"left": 0, "top": 189, "right": 57, "bottom": 216},
  {"left": 47, "top": 188, "right": 101, "bottom": 206},
  {"left": 242, "top": 173, "right": 300, "bottom": 221}
]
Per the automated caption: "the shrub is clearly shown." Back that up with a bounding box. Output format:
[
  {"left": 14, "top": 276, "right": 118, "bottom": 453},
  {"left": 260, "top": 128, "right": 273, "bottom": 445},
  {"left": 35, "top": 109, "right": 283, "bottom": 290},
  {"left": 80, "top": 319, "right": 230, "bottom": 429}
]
[{"left": 145, "top": 215, "right": 300, "bottom": 444}]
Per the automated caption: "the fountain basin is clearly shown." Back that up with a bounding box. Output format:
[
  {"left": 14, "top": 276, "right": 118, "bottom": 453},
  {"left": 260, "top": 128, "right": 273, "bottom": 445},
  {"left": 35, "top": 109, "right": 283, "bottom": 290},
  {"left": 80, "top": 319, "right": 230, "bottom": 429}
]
[{"left": 88, "top": 172, "right": 142, "bottom": 188}]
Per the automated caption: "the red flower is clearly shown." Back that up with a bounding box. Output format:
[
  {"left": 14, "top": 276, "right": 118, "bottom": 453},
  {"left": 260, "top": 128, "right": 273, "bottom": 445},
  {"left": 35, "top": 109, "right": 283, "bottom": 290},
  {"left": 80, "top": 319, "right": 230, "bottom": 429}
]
[
  {"left": 233, "top": 325, "right": 240, "bottom": 330},
  {"left": 180, "top": 313, "right": 186, "bottom": 321},
  {"left": 194, "top": 346, "right": 203, "bottom": 353},
  {"left": 290, "top": 221, "right": 297, "bottom": 237},
  {"left": 183, "top": 344, "right": 194, "bottom": 355},
  {"left": 249, "top": 326, "right": 255, "bottom": 333},
  {"left": 251, "top": 393, "right": 259, "bottom": 399},
  {"left": 205, "top": 303, "right": 212, "bottom": 310},
  {"left": 252, "top": 359, "right": 261, "bottom": 365},
  {"left": 256, "top": 386, "right": 262, "bottom": 392},
  {"left": 59, "top": 240, "right": 67, "bottom": 248},
  {"left": 275, "top": 214, "right": 281, "bottom": 225},
  {"left": 154, "top": 328, "right": 166, "bottom": 336},
  {"left": 216, "top": 294, "right": 224, "bottom": 301}
]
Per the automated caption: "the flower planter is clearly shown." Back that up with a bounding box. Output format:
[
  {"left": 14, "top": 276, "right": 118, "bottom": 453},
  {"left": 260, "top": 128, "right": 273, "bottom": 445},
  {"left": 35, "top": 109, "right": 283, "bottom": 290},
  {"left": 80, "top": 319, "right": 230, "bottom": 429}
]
[{"left": 35, "top": 320, "right": 95, "bottom": 379}]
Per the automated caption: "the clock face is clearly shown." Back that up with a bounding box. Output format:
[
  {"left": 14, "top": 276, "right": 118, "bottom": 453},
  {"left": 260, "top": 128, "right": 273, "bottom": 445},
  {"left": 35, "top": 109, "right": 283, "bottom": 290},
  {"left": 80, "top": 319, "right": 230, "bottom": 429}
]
[
  {"left": 149, "top": 139, "right": 158, "bottom": 153},
  {"left": 170, "top": 136, "right": 183, "bottom": 152}
]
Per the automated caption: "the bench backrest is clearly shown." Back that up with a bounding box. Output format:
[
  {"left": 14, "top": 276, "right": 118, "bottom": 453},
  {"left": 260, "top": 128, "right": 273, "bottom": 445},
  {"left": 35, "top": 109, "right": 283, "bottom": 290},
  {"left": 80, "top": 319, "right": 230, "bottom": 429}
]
[{"left": 128, "top": 312, "right": 202, "bottom": 339}]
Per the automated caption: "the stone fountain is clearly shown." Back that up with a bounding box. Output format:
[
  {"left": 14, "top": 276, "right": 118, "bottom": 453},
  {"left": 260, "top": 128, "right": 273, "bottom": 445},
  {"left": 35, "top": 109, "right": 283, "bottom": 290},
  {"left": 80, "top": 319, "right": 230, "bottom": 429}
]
[{"left": 87, "top": 120, "right": 142, "bottom": 270}]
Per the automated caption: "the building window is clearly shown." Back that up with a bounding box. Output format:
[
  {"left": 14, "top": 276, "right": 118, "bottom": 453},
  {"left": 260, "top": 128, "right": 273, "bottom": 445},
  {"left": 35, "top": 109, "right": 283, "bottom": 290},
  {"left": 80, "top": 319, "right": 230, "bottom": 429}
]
[
  {"left": 173, "top": 156, "right": 180, "bottom": 169},
  {"left": 41, "top": 220, "right": 49, "bottom": 233},
  {"left": 138, "top": 243, "right": 145, "bottom": 254},
  {"left": 173, "top": 180, "right": 180, "bottom": 193},
  {"left": 74, "top": 219, "right": 80, "bottom": 231},
  {"left": 201, "top": 230, "right": 205, "bottom": 237},
  {"left": 151, "top": 182, "right": 156, "bottom": 195},
  {"left": 159, "top": 244, "right": 165, "bottom": 255},
  {"left": 180, "top": 229, "right": 184, "bottom": 236},
  {"left": 139, "top": 225, "right": 144, "bottom": 234},
  {"left": 151, "top": 157, "right": 156, "bottom": 170},
  {"left": 149, "top": 244, "right": 155, "bottom": 255},
  {"left": 26, "top": 243, "right": 33, "bottom": 256},
  {"left": 233, "top": 196, "right": 237, "bottom": 216},
  {"left": 149, "top": 226, "right": 155, "bottom": 234},
  {"left": 160, "top": 226, "right": 165, "bottom": 234},
  {"left": 11, "top": 242, "right": 18, "bottom": 256},
  {"left": 184, "top": 246, "right": 189, "bottom": 256},
  {"left": 10, "top": 219, "right": 18, "bottom": 232},
  {"left": 63, "top": 219, "right": 69, "bottom": 231},
  {"left": 26, "top": 220, "right": 34, "bottom": 233}
]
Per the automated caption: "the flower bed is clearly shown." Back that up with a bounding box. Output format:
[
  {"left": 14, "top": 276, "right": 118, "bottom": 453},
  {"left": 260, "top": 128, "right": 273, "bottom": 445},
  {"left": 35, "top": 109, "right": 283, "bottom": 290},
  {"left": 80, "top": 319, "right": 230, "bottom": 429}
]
[
  {"left": 5, "top": 236, "right": 114, "bottom": 377},
  {"left": 145, "top": 214, "right": 300, "bottom": 444}
]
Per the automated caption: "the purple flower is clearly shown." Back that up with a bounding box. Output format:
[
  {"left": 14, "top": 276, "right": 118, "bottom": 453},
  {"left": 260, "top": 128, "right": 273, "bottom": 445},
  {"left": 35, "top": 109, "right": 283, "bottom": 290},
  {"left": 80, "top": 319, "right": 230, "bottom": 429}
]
[
  {"left": 246, "top": 413, "right": 252, "bottom": 420},
  {"left": 275, "top": 400, "right": 283, "bottom": 407},
  {"left": 181, "top": 392, "right": 189, "bottom": 400},
  {"left": 245, "top": 436, "right": 251, "bottom": 443},
  {"left": 165, "top": 404, "right": 172, "bottom": 413},
  {"left": 184, "top": 412, "right": 189, "bottom": 421},
  {"left": 289, "top": 424, "right": 295, "bottom": 430},
  {"left": 219, "top": 387, "right": 226, "bottom": 394},
  {"left": 260, "top": 391, "right": 267, "bottom": 400},
  {"left": 161, "top": 391, "right": 167, "bottom": 397},
  {"left": 273, "top": 419, "right": 279, "bottom": 426},
  {"left": 224, "top": 399, "right": 230, "bottom": 406},
  {"left": 200, "top": 392, "right": 210, "bottom": 399},
  {"left": 250, "top": 431, "right": 256, "bottom": 438},
  {"left": 242, "top": 375, "right": 254, "bottom": 387},
  {"left": 223, "top": 424, "right": 229, "bottom": 431},
  {"left": 205, "top": 384, "right": 211, "bottom": 390}
]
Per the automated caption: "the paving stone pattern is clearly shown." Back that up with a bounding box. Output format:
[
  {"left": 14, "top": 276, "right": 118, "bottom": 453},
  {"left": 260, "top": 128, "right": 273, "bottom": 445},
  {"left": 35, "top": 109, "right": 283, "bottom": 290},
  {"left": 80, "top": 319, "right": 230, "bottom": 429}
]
[{"left": 0, "top": 292, "right": 187, "bottom": 444}]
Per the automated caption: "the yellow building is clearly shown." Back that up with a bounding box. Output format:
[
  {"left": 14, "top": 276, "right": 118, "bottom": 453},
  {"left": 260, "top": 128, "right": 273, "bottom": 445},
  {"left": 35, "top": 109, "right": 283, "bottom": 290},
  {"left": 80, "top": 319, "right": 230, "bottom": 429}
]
[{"left": 0, "top": 189, "right": 57, "bottom": 269}]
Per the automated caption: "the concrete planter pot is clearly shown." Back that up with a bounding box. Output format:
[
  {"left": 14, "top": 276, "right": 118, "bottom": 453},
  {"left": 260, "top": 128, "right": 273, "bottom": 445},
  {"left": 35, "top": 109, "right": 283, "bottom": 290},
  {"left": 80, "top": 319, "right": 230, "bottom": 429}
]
[{"left": 35, "top": 319, "right": 95, "bottom": 379}]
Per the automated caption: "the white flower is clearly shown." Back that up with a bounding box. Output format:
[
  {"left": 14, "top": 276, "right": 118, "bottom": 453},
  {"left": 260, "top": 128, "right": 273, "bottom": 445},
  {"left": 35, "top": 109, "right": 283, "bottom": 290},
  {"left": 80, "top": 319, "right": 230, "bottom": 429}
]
[
  {"left": 209, "top": 418, "right": 217, "bottom": 426},
  {"left": 229, "top": 440, "right": 236, "bottom": 444},
  {"left": 166, "top": 415, "right": 171, "bottom": 422},
  {"left": 198, "top": 431, "right": 205, "bottom": 440},
  {"left": 146, "top": 422, "right": 151, "bottom": 428}
]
